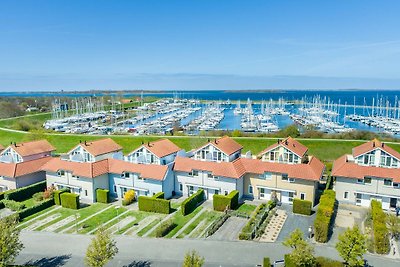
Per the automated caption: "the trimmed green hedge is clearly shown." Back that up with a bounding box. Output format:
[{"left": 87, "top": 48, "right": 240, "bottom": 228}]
[
  {"left": 2, "top": 199, "right": 25, "bottom": 211},
  {"left": 154, "top": 219, "right": 176, "bottom": 237},
  {"left": 154, "top": 192, "right": 164, "bottom": 199},
  {"left": 60, "top": 193, "right": 79, "bottom": 209},
  {"left": 205, "top": 213, "right": 230, "bottom": 237},
  {"left": 0, "top": 191, "right": 5, "bottom": 201},
  {"left": 4, "top": 181, "right": 46, "bottom": 201},
  {"left": 181, "top": 189, "right": 205, "bottom": 216},
  {"left": 0, "top": 201, "right": 4, "bottom": 209},
  {"left": 314, "top": 189, "right": 335, "bottom": 243},
  {"left": 96, "top": 189, "right": 109, "bottom": 203},
  {"left": 293, "top": 198, "right": 312, "bottom": 216},
  {"left": 371, "top": 200, "right": 390, "bottom": 254},
  {"left": 138, "top": 194, "right": 171, "bottom": 214},
  {"left": 263, "top": 257, "right": 271, "bottom": 267},
  {"left": 54, "top": 188, "right": 70, "bottom": 205},
  {"left": 18, "top": 198, "right": 54, "bottom": 220},
  {"left": 213, "top": 190, "right": 239, "bottom": 211}
]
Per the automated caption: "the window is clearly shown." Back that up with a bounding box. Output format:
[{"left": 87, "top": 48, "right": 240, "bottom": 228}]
[
  {"left": 288, "top": 178, "right": 295, "bottom": 183},
  {"left": 214, "top": 189, "right": 219, "bottom": 194},
  {"left": 224, "top": 190, "right": 228, "bottom": 196},
  {"left": 190, "top": 170, "right": 199, "bottom": 177},
  {"left": 121, "top": 172, "right": 129, "bottom": 178},
  {"left": 113, "top": 185, "right": 117, "bottom": 193},
  {"left": 288, "top": 192, "right": 294, "bottom": 202},
  {"left": 300, "top": 193, "right": 306, "bottom": 200},
  {"left": 57, "top": 170, "right": 65, "bottom": 176},
  {"left": 384, "top": 179, "right": 393, "bottom": 186},
  {"left": 394, "top": 183, "right": 400, "bottom": 188},
  {"left": 357, "top": 179, "right": 364, "bottom": 184},
  {"left": 179, "top": 183, "right": 183, "bottom": 191},
  {"left": 248, "top": 185, "right": 253, "bottom": 194},
  {"left": 364, "top": 177, "right": 372, "bottom": 184},
  {"left": 207, "top": 172, "right": 213, "bottom": 179},
  {"left": 344, "top": 191, "right": 349, "bottom": 199},
  {"left": 270, "top": 152, "right": 275, "bottom": 161},
  {"left": 282, "top": 174, "right": 288, "bottom": 181},
  {"left": 84, "top": 190, "right": 88, "bottom": 196},
  {"left": 264, "top": 172, "right": 272, "bottom": 179}
]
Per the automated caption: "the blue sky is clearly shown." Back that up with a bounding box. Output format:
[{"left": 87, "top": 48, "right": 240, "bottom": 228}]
[{"left": 1, "top": 0, "right": 400, "bottom": 91}]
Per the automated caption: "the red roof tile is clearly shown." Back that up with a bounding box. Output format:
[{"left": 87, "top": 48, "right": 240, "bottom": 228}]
[
  {"left": 129, "top": 139, "right": 181, "bottom": 158},
  {"left": 173, "top": 156, "right": 324, "bottom": 181},
  {"left": 353, "top": 139, "right": 400, "bottom": 159},
  {"left": 332, "top": 155, "right": 400, "bottom": 182},
  {"left": 4, "top": 140, "right": 55, "bottom": 157},
  {"left": 0, "top": 157, "right": 52, "bottom": 178},
  {"left": 70, "top": 138, "right": 122, "bottom": 157},
  {"left": 108, "top": 159, "right": 168, "bottom": 181},
  {"left": 258, "top": 137, "right": 308, "bottom": 158},
  {"left": 195, "top": 136, "right": 243, "bottom": 156}
]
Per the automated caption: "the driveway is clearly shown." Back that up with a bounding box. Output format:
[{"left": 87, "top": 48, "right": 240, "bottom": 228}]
[{"left": 208, "top": 216, "right": 247, "bottom": 241}]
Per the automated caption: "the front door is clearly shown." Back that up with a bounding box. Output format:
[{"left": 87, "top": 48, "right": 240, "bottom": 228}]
[{"left": 390, "top": 198, "right": 398, "bottom": 208}]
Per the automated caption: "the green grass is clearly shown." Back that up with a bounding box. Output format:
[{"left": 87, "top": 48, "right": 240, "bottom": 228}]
[
  {"left": 20, "top": 198, "right": 40, "bottom": 208},
  {"left": 162, "top": 206, "right": 203, "bottom": 238},
  {"left": 72, "top": 206, "right": 126, "bottom": 234},
  {"left": 136, "top": 217, "right": 163, "bottom": 237},
  {"left": 236, "top": 203, "right": 257, "bottom": 216},
  {"left": 112, "top": 211, "right": 157, "bottom": 234},
  {"left": 177, "top": 210, "right": 221, "bottom": 238},
  {"left": 18, "top": 205, "right": 58, "bottom": 226}
]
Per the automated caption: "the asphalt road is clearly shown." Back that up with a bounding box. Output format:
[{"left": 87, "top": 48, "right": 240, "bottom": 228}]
[{"left": 14, "top": 232, "right": 400, "bottom": 267}]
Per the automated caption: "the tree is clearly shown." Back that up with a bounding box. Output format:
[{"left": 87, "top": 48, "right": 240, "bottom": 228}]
[
  {"left": 0, "top": 215, "right": 24, "bottom": 267},
  {"left": 283, "top": 229, "right": 315, "bottom": 267},
  {"left": 336, "top": 226, "right": 367, "bottom": 267},
  {"left": 387, "top": 213, "right": 400, "bottom": 239},
  {"left": 182, "top": 250, "right": 205, "bottom": 267},
  {"left": 85, "top": 226, "right": 118, "bottom": 267}
]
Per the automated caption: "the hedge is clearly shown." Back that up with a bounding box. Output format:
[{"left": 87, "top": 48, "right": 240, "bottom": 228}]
[
  {"left": 154, "top": 219, "right": 176, "bottom": 237},
  {"left": 263, "top": 257, "right": 271, "bottom": 267},
  {"left": 96, "top": 189, "right": 109, "bottom": 203},
  {"left": 284, "top": 254, "right": 296, "bottom": 267},
  {"left": 371, "top": 200, "right": 390, "bottom": 254},
  {"left": 205, "top": 213, "right": 230, "bottom": 237},
  {"left": 138, "top": 195, "right": 171, "bottom": 214},
  {"left": 181, "top": 189, "right": 205, "bottom": 216},
  {"left": 60, "top": 193, "right": 79, "bottom": 209},
  {"left": 293, "top": 198, "right": 312, "bottom": 216},
  {"left": 54, "top": 188, "right": 70, "bottom": 205},
  {"left": 4, "top": 181, "right": 47, "bottom": 201},
  {"left": 0, "top": 191, "right": 5, "bottom": 201},
  {"left": 213, "top": 190, "right": 239, "bottom": 211},
  {"left": 2, "top": 199, "right": 25, "bottom": 211},
  {"left": 18, "top": 198, "right": 54, "bottom": 220},
  {"left": 239, "top": 201, "right": 276, "bottom": 240},
  {"left": 0, "top": 201, "right": 4, "bottom": 209},
  {"left": 154, "top": 192, "right": 164, "bottom": 199},
  {"left": 314, "top": 189, "right": 335, "bottom": 243},
  {"left": 315, "top": 256, "right": 343, "bottom": 267}
]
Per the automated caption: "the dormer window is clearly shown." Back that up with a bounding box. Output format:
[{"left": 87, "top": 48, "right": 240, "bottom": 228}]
[
  {"left": 264, "top": 172, "right": 272, "bottom": 180},
  {"left": 282, "top": 174, "right": 288, "bottom": 181},
  {"left": 384, "top": 179, "right": 393, "bottom": 186},
  {"left": 57, "top": 170, "right": 65, "bottom": 176},
  {"left": 121, "top": 172, "right": 129, "bottom": 178},
  {"left": 189, "top": 170, "right": 199, "bottom": 177}
]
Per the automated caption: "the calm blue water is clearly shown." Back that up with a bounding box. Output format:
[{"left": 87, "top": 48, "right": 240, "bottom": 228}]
[{"left": 1, "top": 90, "right": 400, "bottom": 106}]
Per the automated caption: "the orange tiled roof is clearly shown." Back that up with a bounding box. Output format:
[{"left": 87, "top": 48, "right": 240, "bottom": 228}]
[
  {"left": 173, "top": 156, "right": 324, "bottom": 181},
  {"left": 258, "top": 137, "right": 308, "bottom": 158},
  {"left": 42, "top": 158, "right": 168, "bottom": 181},
  {"left": 0, "top": 157, "right": 52, "bottom": 178},
  {"left": 71, "top": 138, "right": 122, "bottom": 157},
  {"left": 196, "top": 136, "right": 243, "bottom": 156},
  {"left": 129, "top": 139, "right": 181, "bottom": 158},
  {"left": 353, "top": 139, "right": 400, "bottom": 159},
  {"left": 332, "top": 154, "right": 400, "bottom": 183},
  {"left": 4, "top": 140, "right": 55, "bottom": 157}
]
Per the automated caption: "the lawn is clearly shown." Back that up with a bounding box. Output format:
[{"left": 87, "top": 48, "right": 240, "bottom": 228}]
[
  {"left": 136, "top": 217, "right": 163, "bottom": 237},
  {"left": 161, "top": 206, "right": 203, "bottom": 238},
  {"left": 236, "top": 203, "right": 257, "bottom": 217},
  {"left": 177, "top": 210, "right": 222, "bottom": 238},
  {"left": 112, "top": 210, "right": 162, "bottom": 235}
]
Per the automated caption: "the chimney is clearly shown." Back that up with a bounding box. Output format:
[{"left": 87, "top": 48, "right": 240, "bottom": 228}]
[
  {"left": 382, "top": 143, "right": 385, "bottom": 148},
  {"left": 141, "top": 141, "right": 144, "bottom": 145},
  {"left": 277, "top": 139, "right": 280, "bottom": 144},
  {"left": 208, "top": 139, "right": 210, "bottom": 142},
  {"left": 147, "top": 142, "right": 150, "bottom": 147},
  {"left": 285, "top": 140, "right": 288, "bottom": 145},
  {"left": 79, "top": 140, "right": 82, "bottom": 144},
  {"left": 214, "top": 139, "right": 217, "bottom": 144},
  {"left": 84, "top": 141, "right": 87, "bottom": 146},
  {"left": 14, "top": 142, "right": 17, "bottom": 147},
  {"left": 373, "top": 141, "right": 375, "bottom": 147}
]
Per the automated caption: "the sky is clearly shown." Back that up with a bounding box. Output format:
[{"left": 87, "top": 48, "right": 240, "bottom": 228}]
[{"left": 1, "top": 0, "right": 400, "bottom": 91}]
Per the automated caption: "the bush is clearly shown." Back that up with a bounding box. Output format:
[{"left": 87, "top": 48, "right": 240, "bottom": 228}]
[
  {"left": 293, "top": 198, "right": 312, "bottom": 216},
  {"left": 32, "top": 192, "right": 44, "bottom": 202},
  {"left": 239, "top": 202, "right": 275, "bottom": 240},
  {"left": 205, "top": 213, "right": 230, "bottom": 237},
  {"left": 122, "top": 190, "right": 135, "bottom": 206},
  {"left": 284, "top": 254, "right": 296, "bottom": 267},
  {"left": 54, "top": 188, "right": 70, "bottom": 205},
  {"left": 4, "top": 181, "right": 46, "bottom": 201},
  {"left": 263, "top": 257, "right": 271, "bottom": 267},
  {"left": 96, "top": 189, "right": 109, "bottom": 204},
  {"left": 60, "top": 193, "right": 79, "bottom": 209},
  {"left": 2, "top": 199, "right": 25, "bottom": 211},
  {"left": 0, "top": 191, "right": 5, "bottom": 201},
  {"left": 18, "top": 198, "right": 54, "bottom": 220},
  {"left": 371, "top": 200, "right": 390, "bottom": 254},
  {"left": 138, "top": 195, "right": 171, "bottom": 214},
  {"left": 43, "top": 186, "right": 56, "bottom": 199},
  {"left": 181, "top": 189, "right": 205, "bottom": 216},
  {"left": 0, "top": 201, "right": 4, "bottom": 209},
  {"left": 154, "top": 219, "right": 176, "bottom": 237},
  {"left": 314, "top": 189, "right": 335, "bottom": 243},
  {"left": 315, "top": 256, "right": 343, "bottom": 267},
  {"left": 213, "top": 190, "right": 239, "bottom": 211}
]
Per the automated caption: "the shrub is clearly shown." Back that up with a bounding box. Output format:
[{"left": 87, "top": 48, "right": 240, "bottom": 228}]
[
  {"left": 263, "top": 257, "right": 271, "bottom": 267},
  {"left": 314, "top": 189, "right": 335, "bottom": 243},
  {"left": 205, "top": 213, "right": 230, "bottom": 237},
  {"left": 293, "top": 198, "right": 312, "bottom": 216},
  {"left": 32, "top": 192, "right": 44, "bottom": 202},
  {"left": 123, "top": 190, "right": 136, "bottom": 206},
  {"left": 0, "top": 191, "right": 5, "bottom": 201},
  {"left": 154, "top": 219, "right": 176, "bottom": 237},
  {"left": 239, "top": 202, "right": 275, "bottom": 240},
  {"left": 2, "top": 199, "right": 25, "bottom": 211},
  {"left": 315, "top": 256, "right": 343, "bottom": 267},
  {"left": 18, "top": 198, "right": 54, "bottom": 220},
  {"left": 284, "top": 254, "right": 296, "bottom": 267},
  {"left": 213, "top": 190, "right": 239, "bottom": 211},
  {"left": 153, "top": 192, "right": 164, "bottom": 199},
  {"left": 96, "top": 189, "right": 109, "bottom": 204},
  {"left": 370, "top": 200, "right": 390, "bottom": 254},
  {"left": 138, "top": 195, "right": 171, "bottom": 214},
  {"left": 43, "top": 186, "right": 56, "bottom": 199},
  {"left": 181, "top": 189, "right": 205, "bottom": 216},
  {"left": 60, "top": 193, "right": 79, "bottom": 209},
  {"left": 54, "top": 188, "right": 70, "bottom": 205},
  {"left": 4, "top": 181, "right": 46, "bottom": 201}
]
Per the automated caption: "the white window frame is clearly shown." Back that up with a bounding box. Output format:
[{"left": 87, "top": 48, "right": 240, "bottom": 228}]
[
  {"left": 248, "top": 185, "right": 253, "bottom": 194},
  {"left": 300, "top": 192, "right": 306, "bottom": 200}
]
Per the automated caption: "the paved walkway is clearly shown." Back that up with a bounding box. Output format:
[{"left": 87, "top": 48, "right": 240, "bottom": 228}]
[
  {"left": 15, "top": 231, "right": 400, "bottom": 267},
  {"left": 260, "top": 209, "right": 286, "bottom": 242},
  {"left": 209, "top": 216, "right": 247, "bottom": 241}
]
